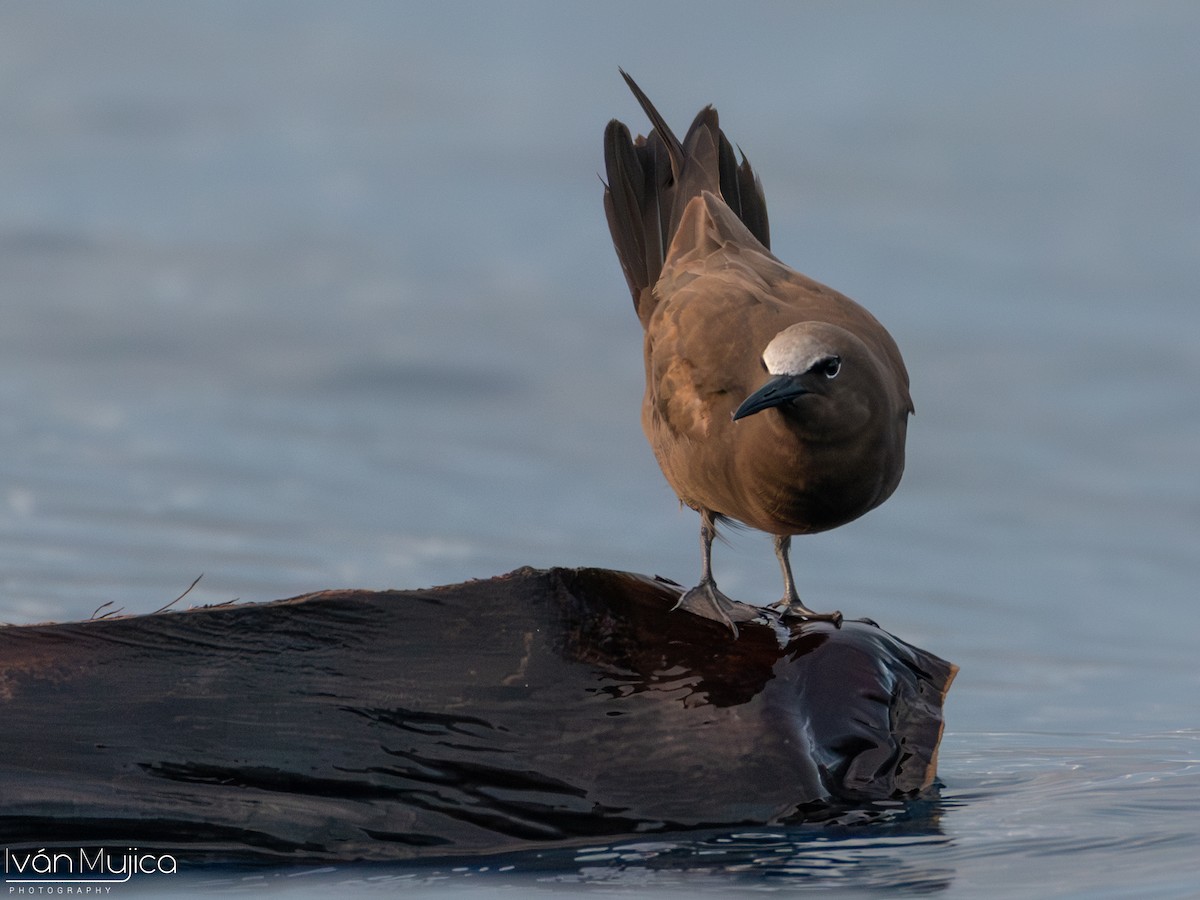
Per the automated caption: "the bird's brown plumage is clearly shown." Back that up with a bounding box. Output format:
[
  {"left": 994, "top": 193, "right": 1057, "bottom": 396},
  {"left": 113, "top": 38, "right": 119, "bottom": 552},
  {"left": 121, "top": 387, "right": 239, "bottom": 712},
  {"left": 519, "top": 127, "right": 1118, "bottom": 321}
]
[{"left": 603, "top": 72, "right": 912, "bottom": 629}]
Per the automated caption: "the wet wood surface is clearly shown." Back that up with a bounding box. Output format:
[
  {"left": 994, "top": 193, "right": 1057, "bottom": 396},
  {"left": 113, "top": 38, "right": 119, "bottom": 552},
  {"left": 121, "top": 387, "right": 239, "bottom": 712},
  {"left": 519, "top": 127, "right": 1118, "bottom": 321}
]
[{"left": 0, "top": 567, "right": 956, "bottom": 862}]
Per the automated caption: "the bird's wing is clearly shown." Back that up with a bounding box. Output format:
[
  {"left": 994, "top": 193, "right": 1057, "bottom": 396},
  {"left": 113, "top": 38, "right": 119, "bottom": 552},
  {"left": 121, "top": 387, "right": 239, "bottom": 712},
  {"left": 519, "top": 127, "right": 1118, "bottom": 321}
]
[{"left": 646, "top": 195, "right": 784, "bottom": 443}]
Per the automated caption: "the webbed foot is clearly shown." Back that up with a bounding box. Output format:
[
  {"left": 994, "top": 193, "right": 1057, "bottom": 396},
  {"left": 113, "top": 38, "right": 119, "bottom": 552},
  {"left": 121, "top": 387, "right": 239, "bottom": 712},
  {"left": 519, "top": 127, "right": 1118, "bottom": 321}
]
[
  {"left": 674, "top": 579, "right": 758, "bottom": 637},
  {"left": 769, "top": 596, "right": 844, "bottom": 628}
]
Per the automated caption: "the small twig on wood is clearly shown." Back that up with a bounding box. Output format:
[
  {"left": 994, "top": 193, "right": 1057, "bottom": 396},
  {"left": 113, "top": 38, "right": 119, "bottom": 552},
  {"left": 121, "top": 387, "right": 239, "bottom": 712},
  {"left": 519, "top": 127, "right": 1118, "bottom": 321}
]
[
  {"left": 91, "top": 601, "right": 126, "bottom": 620},
  {"left": 151, "top": 574, "right": 204, "bottom": 615}
]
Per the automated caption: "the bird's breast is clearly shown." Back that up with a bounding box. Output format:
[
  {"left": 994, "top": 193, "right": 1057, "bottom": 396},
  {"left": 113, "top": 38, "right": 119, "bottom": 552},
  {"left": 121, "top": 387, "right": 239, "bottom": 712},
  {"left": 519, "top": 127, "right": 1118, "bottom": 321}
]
[
  {"left": 735, "top": 410, "right": 907, "bottom": 535},
  {"left": 645, "top": 395, "right": 906, "bottom": 537}
]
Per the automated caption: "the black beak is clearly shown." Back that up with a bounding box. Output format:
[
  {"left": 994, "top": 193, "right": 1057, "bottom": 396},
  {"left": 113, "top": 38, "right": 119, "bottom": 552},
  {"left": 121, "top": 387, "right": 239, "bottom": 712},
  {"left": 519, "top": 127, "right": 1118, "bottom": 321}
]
[{"left": 732, "top": 374, "right": 809, "bottom": 421}]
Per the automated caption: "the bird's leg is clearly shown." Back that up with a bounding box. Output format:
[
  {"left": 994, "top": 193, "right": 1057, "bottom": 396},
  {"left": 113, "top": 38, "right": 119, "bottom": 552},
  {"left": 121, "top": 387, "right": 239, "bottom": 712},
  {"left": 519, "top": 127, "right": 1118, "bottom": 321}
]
[
  {"left": 770, "top": 535, "right": 843, "bottom": 626},
  {"left": 673, "top": 509, "right": 749, "bottom": 636}
]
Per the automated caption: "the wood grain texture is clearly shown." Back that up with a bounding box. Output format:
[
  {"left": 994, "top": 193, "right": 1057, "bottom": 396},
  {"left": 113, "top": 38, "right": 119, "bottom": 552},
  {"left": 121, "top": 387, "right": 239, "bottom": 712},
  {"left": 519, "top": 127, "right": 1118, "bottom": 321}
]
[{"left": 0, "top": 567, "right": 955, "bottom": 862}]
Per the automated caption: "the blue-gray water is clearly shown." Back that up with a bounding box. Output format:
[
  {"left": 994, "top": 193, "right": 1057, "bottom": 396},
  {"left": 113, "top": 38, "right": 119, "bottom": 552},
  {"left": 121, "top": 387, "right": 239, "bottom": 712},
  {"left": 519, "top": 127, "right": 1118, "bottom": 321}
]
[{"left": 2, "top": 2, "right": 1198, "bottom": 897}]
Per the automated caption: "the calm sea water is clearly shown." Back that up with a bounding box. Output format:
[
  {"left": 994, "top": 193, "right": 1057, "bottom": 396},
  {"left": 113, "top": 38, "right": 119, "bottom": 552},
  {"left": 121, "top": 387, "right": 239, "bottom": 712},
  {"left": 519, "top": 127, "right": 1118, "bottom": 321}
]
[{"left": 2, "top": 2, "right": 1198, "bottom": 897}]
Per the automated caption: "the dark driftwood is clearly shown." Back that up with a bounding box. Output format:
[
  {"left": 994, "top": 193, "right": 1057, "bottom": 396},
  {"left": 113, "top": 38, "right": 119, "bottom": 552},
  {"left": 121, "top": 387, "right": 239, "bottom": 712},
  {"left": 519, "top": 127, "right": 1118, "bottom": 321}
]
[{"left": 0, "top": 567, "right": 955, "bottom": 862}]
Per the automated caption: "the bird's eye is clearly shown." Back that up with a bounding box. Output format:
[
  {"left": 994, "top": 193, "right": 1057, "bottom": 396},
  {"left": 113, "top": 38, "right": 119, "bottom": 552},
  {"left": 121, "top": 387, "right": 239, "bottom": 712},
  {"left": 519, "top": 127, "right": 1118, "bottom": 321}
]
[{"left": 819, "top": 356, "right": 841, "bottom": 379}]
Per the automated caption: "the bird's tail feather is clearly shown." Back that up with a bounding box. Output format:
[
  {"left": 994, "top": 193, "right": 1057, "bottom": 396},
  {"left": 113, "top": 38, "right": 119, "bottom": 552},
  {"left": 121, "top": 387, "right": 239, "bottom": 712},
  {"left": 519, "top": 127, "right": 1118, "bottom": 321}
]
[{"left": 603, "top": 69, "right": 770, "bottom": 325}]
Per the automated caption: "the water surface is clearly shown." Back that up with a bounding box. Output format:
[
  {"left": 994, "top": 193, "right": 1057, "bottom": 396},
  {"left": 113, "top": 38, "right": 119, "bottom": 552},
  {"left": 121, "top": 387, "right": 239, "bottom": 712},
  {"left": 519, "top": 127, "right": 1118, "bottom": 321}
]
[{"left": 1, "top": 3, "right": 1197, "bottom": 896}]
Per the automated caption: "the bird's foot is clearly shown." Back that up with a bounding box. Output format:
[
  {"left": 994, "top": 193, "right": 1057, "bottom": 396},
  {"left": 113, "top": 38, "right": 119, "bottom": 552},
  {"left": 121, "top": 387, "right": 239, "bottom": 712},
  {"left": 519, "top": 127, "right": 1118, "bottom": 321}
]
[
  {"left": 674, "top": 579, "right": 758, "bottom": 637},
  {"left": 769, "top": 597, "right": 844, "bottom": 628}
]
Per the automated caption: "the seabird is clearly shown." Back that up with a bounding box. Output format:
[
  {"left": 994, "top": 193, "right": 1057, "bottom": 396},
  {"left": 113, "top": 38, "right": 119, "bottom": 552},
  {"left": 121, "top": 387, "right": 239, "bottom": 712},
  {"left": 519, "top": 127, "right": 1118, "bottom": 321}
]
[{"left": 602, "top": 71, "right": 913, "bottom": 632}]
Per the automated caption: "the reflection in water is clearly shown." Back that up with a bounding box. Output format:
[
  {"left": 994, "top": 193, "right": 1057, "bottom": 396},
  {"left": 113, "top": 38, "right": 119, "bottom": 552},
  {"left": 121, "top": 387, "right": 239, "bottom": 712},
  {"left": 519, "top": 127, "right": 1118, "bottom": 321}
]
[{"left": 559, "top": 814, "right": 954, "bottom": 892}]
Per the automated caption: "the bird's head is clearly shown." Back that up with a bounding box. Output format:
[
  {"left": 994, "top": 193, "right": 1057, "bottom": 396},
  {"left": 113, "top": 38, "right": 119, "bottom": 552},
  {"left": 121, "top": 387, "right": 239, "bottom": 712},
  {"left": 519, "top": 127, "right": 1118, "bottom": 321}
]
[{"left": 733, "top": 322, "right": 877, "bottom": 437}]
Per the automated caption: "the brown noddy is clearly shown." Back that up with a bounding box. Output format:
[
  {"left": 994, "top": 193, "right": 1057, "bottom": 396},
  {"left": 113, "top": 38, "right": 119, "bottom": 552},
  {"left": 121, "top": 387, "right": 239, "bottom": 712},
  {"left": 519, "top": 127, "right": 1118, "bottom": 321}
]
[{"left": 602, "top": 71, "right": 913, "bottom": 632}]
